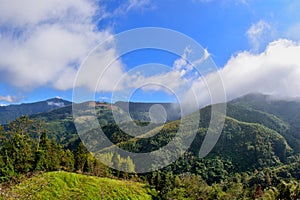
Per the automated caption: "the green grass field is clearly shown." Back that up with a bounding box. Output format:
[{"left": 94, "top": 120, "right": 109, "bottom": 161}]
[{"left": 2, "top": 171, "right": 158, "bottom": 200}]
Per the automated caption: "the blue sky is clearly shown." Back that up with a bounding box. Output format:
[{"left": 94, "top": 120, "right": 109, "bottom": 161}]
[{"left": 0, "top": 0, "right": 300, "bottom": 105}]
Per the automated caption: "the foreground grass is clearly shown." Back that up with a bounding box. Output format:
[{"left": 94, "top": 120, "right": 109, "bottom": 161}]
[{"left": 1, "top": 171, "right": 158, "bottom": 200}]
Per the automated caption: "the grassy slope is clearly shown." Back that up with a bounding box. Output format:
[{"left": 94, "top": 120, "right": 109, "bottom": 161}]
[{"left": 2, "top": 171, "right": 158, "bottom": 200}]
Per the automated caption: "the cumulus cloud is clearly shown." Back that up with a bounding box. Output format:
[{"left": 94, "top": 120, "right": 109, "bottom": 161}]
[
  {"left": 0, "top": 0, "right": 98, "bottom": 27},
  {"left": 186, "top": 39, "right": 300, "bottom": 107},
  {"left": 246, "top": 20, "right": 274, "bottom": 51},
  {"left": 130, "top": 38, "right": 300, "bottom": 109},
  {"left": 0, "top": 0, "right": 126, "bottom": 92},
  {"left": 77, "top": 41, "right": 126, "bottom": 92}
]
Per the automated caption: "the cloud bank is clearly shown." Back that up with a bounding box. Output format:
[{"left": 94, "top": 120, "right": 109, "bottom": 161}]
[
  {"left": 187, "top": 39, "right": 300, "bottom": 107},
  {"left": 0, "top": 0, "right": 124, "bottom": 93}
]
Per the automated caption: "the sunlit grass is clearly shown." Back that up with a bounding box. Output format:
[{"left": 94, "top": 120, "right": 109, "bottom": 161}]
[{"left": 4, "top": 171, "right": 158, "bottom": 200}]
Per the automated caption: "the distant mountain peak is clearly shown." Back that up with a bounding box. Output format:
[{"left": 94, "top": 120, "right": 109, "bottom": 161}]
[
  {"left": 0, "top": 97, "right": 72, "bottom": 124},
  {"left": 233, "top": 93, "right": 269, "bottom": 102},
  {"left": 46, "top": 97, "right": 71, "bottom": 107},
  {"left": 46, "top": 97, "right": 68, "bottom": 102}
]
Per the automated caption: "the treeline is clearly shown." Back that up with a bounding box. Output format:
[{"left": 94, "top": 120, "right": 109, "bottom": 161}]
[
  {"left": 0, "top": 116, "right": 113, "bottom": 182},
  {"left": 141, "top": 167, "right": 300, "bottom": 199}
]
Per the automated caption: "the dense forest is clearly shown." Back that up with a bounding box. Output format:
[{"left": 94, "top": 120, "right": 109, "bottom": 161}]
[{"left": 0, "top": 94, "right": 299, "bottom": 199}]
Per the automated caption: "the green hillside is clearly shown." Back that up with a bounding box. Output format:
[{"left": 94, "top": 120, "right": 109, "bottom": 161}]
[
  {"left": 231, "top": 93, "right": 300, "bottom": 152},
  {"left": 105, "top": 114, "right": 292, "bottom": 173},
  {"left": 2, "top": 171, "right": 158, "bottom": 200}
]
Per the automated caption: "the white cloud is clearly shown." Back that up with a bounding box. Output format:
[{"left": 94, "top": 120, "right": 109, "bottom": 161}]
[
  {"left": 186, "top": 39, "right": 300, "bottom": 107},
  {"left": 75, "top": 40, "right": 126, "bottom": 92},
  {"left": 192, "top": 48, "right": 211, "bottom": 67},
  {"left": 0, "top": 95, "right": 16, "bottom": 103},
  {"left": 246, "top": 20, "right": 273, "bottom": 51},
  {"left": 0, "top": 0, "right": 125, "bottom": 93},
  {"left": 105, "top": 0, "right": 152, "bottom": 18},
  {"left": 116, "top": 47, "right": 210, "bottom": 97},
  {"left": 126, "top": 0, "right": 152, "bottom": 12},
  {"left": 0, "top": 0, "right": 155, "bottom": 98},
  {"left": 0, "top": 0, "right": 98, "bottom": 27},
  {"left": 47, "top": 101, "right": 65, "bottom": 107},
  {"left": 127, "top": 70, "right": 189, "bottom": 93}
]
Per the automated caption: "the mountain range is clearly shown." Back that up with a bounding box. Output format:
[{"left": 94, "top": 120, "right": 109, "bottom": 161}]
[
  {"left": 1, "top": 93, "right": 300, "bottom": 175},
  {"left": 0, "top": 98, "right": 72, "bottom": 124}
]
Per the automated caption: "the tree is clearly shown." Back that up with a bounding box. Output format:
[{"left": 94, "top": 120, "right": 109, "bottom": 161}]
[
  {"left": 33, "top": 119, "right": 45, "bottom": 150},
  {"left": 61, "top": 149, "right": 75, "bottom": 172},
  {"left": 153, "top": 171, "right": 162, "bottom": 192},
  {"left": 91, "top": 158, "right": 109, "bottom": 177},
  {"left": 0, "top": 125, "right": 6, "bottom": 144},
  {"left": 34, "top": 131, "right": 51, "bottom": 171},
  {"left": 35, "top": 131, "right": 63, "bottom": 171},
  {"left": 35, "top": 149, "right": 48, "bottom": 171},
  {"left": 277, "top": 180, "right": 300, "bottom": 200},
  {"left": 6, "top": 133, "right": 34, "bottom": 173},
  {"left": 8, "top": 116, "right": 33, "bottom": 136},
  {"left": 74, "top": 142, "right": 89, "bottom": 172},
  {"left": 48, "top": 140, "right": 63, "bottom": 171},
  {"left": 125, "top": 156, "right": 135, "bottom": 173},
  {"left": 0, "top": 150, "right": 16, "bottom": 182},
  {"left": 112, "top": 152, "right": 121, "bottom": 177}
]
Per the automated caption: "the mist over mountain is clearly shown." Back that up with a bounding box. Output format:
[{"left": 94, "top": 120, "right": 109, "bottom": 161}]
[{"left": 115, "top": 101, "right": 181, "bottom": 122}]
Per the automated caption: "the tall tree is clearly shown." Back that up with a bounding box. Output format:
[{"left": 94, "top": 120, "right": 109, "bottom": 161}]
[
  {"left": 6, "top": 133, "right": 34, "bottom": 173},
  {"left": 34, "top": 131, "right": 51, "bottom": 171},
  {"left": 74, "top": 142, "right": 89, "bottom": 172},
  {"left": 33, "top": 119, "right": 45, "bottom": 150},
  {"left": 61, "top": 149, "right": 75, "bottom": 172}
]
